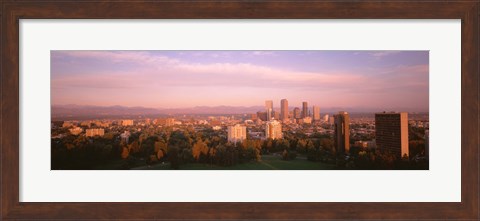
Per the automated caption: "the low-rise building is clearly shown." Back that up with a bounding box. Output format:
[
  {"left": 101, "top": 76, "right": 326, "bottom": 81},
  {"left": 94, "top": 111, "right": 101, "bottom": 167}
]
[
  {"left": 62, "top": 121, "right": 75, "bottom": 128},
  {"left": 69, "top": 127, "right": 83, "bottom": 135},
  {"left": 86, "top": 128, "right": 105, "bottom": 137},
  {"left": 122, "top": 120, "right": 134, "bottom": 126},
  {"left": 120, "top": 131, "right": 131, "bottom": 143},
  {"left": 302, "top": 117, "right": 312, "bottom": 124}
]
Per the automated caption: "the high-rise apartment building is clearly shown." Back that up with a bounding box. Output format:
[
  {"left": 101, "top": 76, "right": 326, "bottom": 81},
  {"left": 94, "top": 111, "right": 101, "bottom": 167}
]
[
  {"left": 265, "top": 120, "right": 283, "bottom": 140},
  {"left": 273, "top": 111, "right": 280, "bottom": 120},
  {"left": 329, "top": 116, "right": 335, "bottom": 124},
  {"left": 375, "top": 112, "right": 409, "bottom": 158},
  {"left": 302, "top": 102, "right": 308, "bottom": 118},
  {"left": 313, "top": 106, "right": 320, "bottom": 121},
  {"left": 323, "top": 114, "right": 329, "bottom": 122},
  {"left": 280, "top": 99, "right": 289, "bottom": 121},
  {"left": 293, "top": 107, "right": 301, "bottom": 119},
  {"left": 334, "top": 111, "right": 350, "bottom": 155},
  {"left": 265, "top": 100, "right": 273, "bottom": 120},
  {"left": 228, "top": 124, "right": 247, "bottom": 143}
]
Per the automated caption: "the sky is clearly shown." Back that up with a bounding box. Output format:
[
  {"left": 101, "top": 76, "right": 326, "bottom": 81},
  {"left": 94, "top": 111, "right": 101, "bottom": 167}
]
[{"left": 51, "top": 50, "right": 429, "bottom": 111}]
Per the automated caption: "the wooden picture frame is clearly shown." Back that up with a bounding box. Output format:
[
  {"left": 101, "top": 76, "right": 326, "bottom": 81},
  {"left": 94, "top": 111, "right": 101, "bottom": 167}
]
[{"left": 1, "top": 1, "right": 478, "bottom": 220}]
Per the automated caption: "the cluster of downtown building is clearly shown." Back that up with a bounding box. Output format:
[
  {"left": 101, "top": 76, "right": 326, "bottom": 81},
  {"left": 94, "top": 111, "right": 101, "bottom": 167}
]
[
  {"left": 54, "top": 99, "right": 429, "bottom": 159},
  {"left": 227, "top": 99, "right": 428, "bottom": 159}
]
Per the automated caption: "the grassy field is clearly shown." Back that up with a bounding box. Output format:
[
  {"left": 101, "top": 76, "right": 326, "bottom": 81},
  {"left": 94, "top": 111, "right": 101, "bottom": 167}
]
[{"left": 132, "top": 154, "right": 336, "bottom": 170}]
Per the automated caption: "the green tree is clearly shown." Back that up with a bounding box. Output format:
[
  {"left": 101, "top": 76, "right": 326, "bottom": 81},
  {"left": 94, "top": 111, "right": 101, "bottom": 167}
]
[
  {"left": 192, "top": 139, "right": 209, "bottom": 161},
  {"left": 296, "top": 139, "right": 307, "bottom": 153},
  {"left": 168, "top": 146, "right": 180, "bottom": 169},
  {"left": 277, "top": 139, "right": 290, "bottom": 151},
  {"left": 154, "top": 140, "right": 168, "bottom": 160}
]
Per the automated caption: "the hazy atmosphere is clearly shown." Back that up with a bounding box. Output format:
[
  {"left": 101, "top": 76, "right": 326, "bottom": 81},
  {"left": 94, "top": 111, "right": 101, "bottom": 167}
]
[
  {"left": 51, "top": 50, "right": 429, "bottom": 171},
  {"left": 51, "top": 50, "right": 429, "bottom": 112}
]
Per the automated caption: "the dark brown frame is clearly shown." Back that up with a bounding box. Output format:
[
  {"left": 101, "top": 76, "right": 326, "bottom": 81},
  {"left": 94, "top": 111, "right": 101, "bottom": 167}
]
[{"left": 1, "top": 1, "right": 479, "bottom": 220}]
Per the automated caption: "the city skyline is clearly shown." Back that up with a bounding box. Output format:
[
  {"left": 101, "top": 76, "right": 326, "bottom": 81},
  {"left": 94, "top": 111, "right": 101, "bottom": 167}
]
[{"left": 51, "top": 50, "right": 429, "bottom": 112}]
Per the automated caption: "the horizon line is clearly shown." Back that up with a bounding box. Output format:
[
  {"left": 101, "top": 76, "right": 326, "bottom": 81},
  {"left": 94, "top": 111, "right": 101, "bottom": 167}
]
[{"left": 51, "top": 104, "right": 429, "bottom": 112}]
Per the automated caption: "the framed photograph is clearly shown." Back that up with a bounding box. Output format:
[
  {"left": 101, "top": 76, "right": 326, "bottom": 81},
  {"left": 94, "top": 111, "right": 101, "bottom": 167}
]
[
  {"left": 50, "top": 50, "right": 429, "bottom": 171},
  {"left": 1, "top": 1, "right": 478, "bottom": 220}
]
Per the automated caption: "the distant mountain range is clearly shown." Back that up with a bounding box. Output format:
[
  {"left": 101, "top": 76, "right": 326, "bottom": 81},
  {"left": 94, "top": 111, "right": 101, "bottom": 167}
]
[
  {"left": 52, "top": 104, "right": 160, "bottom": 116},
  {"left": 52, "top": 104, "right": 428, "bottom": 120},
  {"left": 161, "top": 105, "right": 268, "bottom": 115},
  {"left": 52, "top": 104, "right": 266, "bottom": 119}
]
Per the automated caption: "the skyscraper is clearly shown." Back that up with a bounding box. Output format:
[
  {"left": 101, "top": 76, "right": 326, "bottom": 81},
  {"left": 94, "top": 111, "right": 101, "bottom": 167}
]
[
  {"left": 273, "top": 111, "right": 280, "bottom": 120},
  {"left": 329, "top": 116, "right": 335, "bottom": 124},
  {"left": 293, "top": 107, "right": 301, "bottom": 119},
  {"left": 265, "top": 100, "right": 273, "bottom": 120},
  {"left": 228, "top": 124, "right": 247, "bottom": 143},
  {"left": 265, "top": 120, "right": 283, "bottom": 139},
  {"left": 313, "top": 106, "right": 320, "bottom": 122},
  {"left": 302, "top": 102, "right": 308, "bottom": 118},
  {"left": 280, "top": 99, "right": 289, "bottom": 121},
  {"left": 334, "top": 111, "right": 350, "bottom": 155},
  {"left": 323, "top": 114, "right": 329, "bottom": 122},
  {"left": 375, "top": 112, "right": 409, "bottom": 158}
]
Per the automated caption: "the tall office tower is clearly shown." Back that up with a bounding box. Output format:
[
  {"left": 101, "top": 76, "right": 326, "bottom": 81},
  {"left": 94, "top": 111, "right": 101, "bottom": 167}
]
[
  {"left": 273, "top": 111, "right": 280, "bottom": 120},
  {"left": 302, "top": 102, "right": 308, "bottom": 118},
  {"left": 375, "top": 112, "right": 409, "bottom": 158},
  {"left": 313, "top": 106, "right": 320, "bottom": 121},
  {"left": 265, "top": 100, "right": 273, "bottom": 120},
  {"left": 227, "top": 124, "right": 247, "bottom": 143},
  {"left": 323, "top": 114, "right": 329, "bottom": 122},
  {"left": 280, "top": 99, "right": 289, "bottom": 121},
  {"left": 265, "top": 120, "right": 283, "bottom": 139},
  {"left": 293, "top": 107, "right": 301, "bottom": 119},
  {"left": 334, "top": 111, "right": 350, "bottom": 155}
]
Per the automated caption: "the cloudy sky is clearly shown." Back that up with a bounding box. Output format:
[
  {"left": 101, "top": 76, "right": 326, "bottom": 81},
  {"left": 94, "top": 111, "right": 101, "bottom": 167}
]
[{"left": 51, "top": 50, "right": 429, "bottom": 111}]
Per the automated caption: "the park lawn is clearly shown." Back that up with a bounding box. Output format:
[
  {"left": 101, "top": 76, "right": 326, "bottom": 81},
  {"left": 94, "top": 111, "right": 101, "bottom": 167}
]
[
  {"left": 133, "top": 154, "right": 336, "bottom": 170},
  {"left": 92, "top": 157, "right": 148, "bottom": 170}
]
